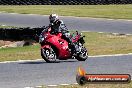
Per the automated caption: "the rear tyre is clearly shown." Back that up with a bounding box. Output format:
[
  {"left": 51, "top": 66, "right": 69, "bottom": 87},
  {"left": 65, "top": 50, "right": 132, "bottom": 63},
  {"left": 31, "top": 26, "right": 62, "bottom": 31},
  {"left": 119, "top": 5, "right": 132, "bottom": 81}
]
[
  {"left": 41, "top": 47, "right": 57, "bottom": 63},
  {"left": 76, "top": 47, "right": 88, "bottom": 61}
]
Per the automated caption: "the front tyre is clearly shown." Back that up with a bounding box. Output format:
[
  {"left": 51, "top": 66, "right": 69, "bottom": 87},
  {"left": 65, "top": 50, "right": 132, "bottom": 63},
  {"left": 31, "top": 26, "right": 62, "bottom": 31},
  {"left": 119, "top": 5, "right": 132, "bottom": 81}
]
[
  {"left": 76, "top": 47, "right": 88, "bottom": 61},
  {"left": 41, "top": 47, "right": 57, "bottom": 63}
]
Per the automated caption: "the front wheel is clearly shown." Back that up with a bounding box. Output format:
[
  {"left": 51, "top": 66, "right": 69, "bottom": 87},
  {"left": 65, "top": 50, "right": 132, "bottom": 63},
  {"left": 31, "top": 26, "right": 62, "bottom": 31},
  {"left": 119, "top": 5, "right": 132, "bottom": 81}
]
[
  {"left": 41, "top": 47, "right": 57, "bottom": 63},
  {"left": 76, "top": 47, "right": 88, "bottom": 61}
]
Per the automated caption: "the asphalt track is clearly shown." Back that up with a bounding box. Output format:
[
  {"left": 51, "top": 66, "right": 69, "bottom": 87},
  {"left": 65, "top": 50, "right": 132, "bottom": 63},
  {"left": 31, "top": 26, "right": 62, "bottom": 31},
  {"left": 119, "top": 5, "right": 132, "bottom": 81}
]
[
  {"left": 0, "top": 54, "right": 132, "bottom": 88},
  {"left": 0, "top": 13, "right": 132, "bottom": 88},
  {"left": 0, "top": 13, "right": 132, "bottom": 34}
]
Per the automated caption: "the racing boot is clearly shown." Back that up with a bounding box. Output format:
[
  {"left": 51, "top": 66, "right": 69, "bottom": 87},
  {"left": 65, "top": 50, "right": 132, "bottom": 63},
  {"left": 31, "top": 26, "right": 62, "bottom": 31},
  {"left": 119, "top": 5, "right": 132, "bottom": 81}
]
[{"left": 69, "top": 43, "right": 77, "bottom": 56}]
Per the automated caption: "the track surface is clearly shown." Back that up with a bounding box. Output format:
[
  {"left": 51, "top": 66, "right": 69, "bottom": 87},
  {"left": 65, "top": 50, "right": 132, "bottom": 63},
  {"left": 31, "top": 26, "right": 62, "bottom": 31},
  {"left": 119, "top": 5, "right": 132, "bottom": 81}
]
[
  {"left": 0, "top": 13, "right": 132, "bottom": 88},
  {"left": 0, "top": 13, "right": 132, "bottom": 34},
  {"left": 0, "top": 55, "right": 132, "bottom": 88}
]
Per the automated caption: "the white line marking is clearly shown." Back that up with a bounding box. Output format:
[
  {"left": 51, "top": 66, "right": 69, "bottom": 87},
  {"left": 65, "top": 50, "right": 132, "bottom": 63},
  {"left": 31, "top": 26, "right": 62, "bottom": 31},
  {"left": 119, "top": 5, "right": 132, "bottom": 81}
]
[
  {"left": 89, "top": 53, "right": 132, "bottom": 58},
  {"left": 126, "top": 34, "right": 132, "bottom": 36},
  {"left": 98, "top": 32, "right": 104, "bottom": 33},
  {"left": 124, "top": 20, "right": 132, "bottom": 22},
  {"left": 1, "top": 24, "right": 7, "bottom": 26},
  {"left": 35, "top": 86, "right": 42, "bottom": 88},
  {"left": 0, "top": 11, "right": 6, "bottom": 13},
  {"left": 73, "top": 83, "right": 78, "bottom": 85},
  {"left": 81, "top": 31, "right": 90, "bottom": 32},
  {"left": 0, "top": 59, "right": 42, "bottom": 64},
  {"left": 112, "top": 33, "right": 119, "bottom": 35},
  {"left": 81, "top": 31, "right": 132, "bottom": 36},
  {"left": 106, "top": 19, "right": 114, "bottom": 20},
  {"left": 47, "top": 85, "right": 58, "bottom": 87},
  {"left": 24, "top": 87, "right": 34, "bottom": 88},
  {"left": 60, "top": 84, "right": 70, "bottom": 86},
  {"left": 28, "top": 14, "right": 36, "bottom": 15},
  {"left": 10, "top": 13, "right": 18, "bottom": 14}
]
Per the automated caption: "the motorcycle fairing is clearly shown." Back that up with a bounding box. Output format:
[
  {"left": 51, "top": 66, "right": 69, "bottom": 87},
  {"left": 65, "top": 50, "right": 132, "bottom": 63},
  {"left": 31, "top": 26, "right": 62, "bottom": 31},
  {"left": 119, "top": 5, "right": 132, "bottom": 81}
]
[{"left": 41, "top": 33, "right": 71, "bottom": 59}]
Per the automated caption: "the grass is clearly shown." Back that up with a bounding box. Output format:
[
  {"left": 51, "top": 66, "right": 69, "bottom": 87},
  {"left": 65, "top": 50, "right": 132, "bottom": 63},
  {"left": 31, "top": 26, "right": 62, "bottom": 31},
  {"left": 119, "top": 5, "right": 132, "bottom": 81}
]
[
  {"left": 0, "top": 32, "right": 132, "bottom": 62},
  {"left": 83, "top": 32, "right": 132, "bottom": 56},
  {"left": 0, "top": 44, "right": 41, "bottom": 61},
  {"left": 0, "top": 5, "right": 132, "bottom": 19}
]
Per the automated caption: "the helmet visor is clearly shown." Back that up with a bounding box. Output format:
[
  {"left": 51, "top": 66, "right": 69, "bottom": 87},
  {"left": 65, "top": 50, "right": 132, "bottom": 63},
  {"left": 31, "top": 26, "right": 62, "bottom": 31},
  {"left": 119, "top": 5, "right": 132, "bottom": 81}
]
[{"left": 50, "top": 16, "right": 56, "bottom": 23}]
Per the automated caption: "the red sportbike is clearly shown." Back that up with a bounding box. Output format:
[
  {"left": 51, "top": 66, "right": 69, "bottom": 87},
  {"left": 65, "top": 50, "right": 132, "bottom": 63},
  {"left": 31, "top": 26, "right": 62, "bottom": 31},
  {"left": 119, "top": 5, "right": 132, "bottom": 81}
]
[{"left": 39, "top": 27, "right": 88, "bottom": 63}]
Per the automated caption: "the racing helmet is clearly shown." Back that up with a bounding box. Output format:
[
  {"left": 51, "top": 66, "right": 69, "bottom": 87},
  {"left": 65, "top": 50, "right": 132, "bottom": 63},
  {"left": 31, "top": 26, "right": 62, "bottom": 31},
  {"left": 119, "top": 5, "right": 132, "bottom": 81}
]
[{"left": 49, "top": 14, "right": 59, "bottom": 23}]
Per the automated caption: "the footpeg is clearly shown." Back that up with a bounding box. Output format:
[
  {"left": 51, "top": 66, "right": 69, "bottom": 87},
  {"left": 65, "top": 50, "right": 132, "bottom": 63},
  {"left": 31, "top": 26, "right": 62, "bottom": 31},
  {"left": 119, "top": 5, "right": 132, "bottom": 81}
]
[{"left": 72, "top": 56, "right": 75, "bottom": 59}]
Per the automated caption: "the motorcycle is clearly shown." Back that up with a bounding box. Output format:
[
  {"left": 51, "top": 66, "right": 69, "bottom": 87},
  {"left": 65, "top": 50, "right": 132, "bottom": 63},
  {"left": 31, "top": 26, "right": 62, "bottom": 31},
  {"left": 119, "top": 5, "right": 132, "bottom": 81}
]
[{"left": 39, "top": 27, "right": 88, "bottom": 63}]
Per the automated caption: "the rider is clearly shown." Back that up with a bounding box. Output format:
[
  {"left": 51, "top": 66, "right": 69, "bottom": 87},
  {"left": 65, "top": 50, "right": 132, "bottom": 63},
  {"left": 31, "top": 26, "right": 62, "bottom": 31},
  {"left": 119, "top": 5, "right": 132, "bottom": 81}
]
[{"left": 48, "top": 14, "right": 76, "bottom": 55}]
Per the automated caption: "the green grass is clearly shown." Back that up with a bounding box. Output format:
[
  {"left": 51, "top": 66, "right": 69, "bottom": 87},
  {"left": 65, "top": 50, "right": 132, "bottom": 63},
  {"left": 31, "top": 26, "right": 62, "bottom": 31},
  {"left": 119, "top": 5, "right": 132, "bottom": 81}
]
[
  {"left": 0, "top": 44, "right": 41, "bottom": 61},
  {"left": 0, "top": 32, "right": 132, "bottom": 62},
  {"left": 83, "top": 32, "right": 132, "bottom": 56},
  {"left": 0, "top": 5, "right": 132, "bottom": 19}
]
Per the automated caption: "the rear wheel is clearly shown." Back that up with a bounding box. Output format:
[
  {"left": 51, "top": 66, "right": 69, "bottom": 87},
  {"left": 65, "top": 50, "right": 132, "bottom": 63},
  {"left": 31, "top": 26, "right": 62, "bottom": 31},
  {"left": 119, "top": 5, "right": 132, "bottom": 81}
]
[
  {"left": 41, "top": 47, "right": 57, "bottom": 63},
  {"left": 76, "top": 47, "right": 88, "bottom": 61}
]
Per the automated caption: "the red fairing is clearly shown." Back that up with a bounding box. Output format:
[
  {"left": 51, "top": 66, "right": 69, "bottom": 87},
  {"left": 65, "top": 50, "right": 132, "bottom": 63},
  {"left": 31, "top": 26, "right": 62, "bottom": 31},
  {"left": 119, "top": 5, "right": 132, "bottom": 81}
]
[
  {"left": 41, "top": 29, "right": 71, "bottom": 59},
  {"left": 48, "top": 34, "right": 70, "bottom": 59},
  {"left": 57, "top": 33, "right": 62, "bottom": 37}
]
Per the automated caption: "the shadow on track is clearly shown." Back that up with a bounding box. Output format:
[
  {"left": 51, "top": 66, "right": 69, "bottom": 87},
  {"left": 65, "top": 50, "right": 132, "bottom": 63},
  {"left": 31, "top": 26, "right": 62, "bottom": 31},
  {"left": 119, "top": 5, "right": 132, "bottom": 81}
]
[{"left": 18, "top": 60, "right": 78, "bottom": 64}]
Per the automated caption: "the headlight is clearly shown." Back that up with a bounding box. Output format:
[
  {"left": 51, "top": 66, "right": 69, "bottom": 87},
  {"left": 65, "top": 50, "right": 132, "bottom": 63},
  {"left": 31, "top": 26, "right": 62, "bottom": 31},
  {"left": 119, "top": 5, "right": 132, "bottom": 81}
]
[
  {"left": 39, "top": 35, "right": 44, "bottom": 43},
  {"left": 44, "top": 34, "right": 48, "bottom": 39},
  {"left": 65, "top": 33, "right": 70, "bottom": 37},
  {"left": 39, "top": 33, "right": 49, "bottom": 43}
]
